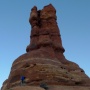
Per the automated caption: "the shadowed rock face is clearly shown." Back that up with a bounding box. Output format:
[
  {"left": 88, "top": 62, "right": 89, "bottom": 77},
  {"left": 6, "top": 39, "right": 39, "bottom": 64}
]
[{"left": 1, "top": 4, "right": 90, "bottom": 90}]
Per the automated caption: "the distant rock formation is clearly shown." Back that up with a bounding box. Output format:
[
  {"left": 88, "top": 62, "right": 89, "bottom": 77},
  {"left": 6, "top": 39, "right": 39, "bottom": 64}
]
[{"left": 1, "top": 4, "right": 90, "bottom": 90}]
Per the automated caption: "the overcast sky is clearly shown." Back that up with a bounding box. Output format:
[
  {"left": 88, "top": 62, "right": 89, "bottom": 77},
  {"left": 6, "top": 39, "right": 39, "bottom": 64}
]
[{"left": 0, "top": 0, "right": 90, "bottom": 88}]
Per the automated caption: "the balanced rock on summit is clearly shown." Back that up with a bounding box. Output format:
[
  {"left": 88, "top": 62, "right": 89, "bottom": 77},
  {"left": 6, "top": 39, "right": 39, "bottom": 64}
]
[{"left": 1, "top": 4, "right": 90, "bottom": 90}]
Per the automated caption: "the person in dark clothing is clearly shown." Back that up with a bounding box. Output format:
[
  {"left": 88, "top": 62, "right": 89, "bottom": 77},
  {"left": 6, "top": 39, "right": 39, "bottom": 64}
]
[{"left": 21, "top": 76, "right": 26, "bottom": 85}]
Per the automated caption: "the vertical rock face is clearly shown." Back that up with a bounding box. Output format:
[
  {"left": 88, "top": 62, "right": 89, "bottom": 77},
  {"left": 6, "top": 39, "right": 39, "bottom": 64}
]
[
  {"left": 26, "top": 4, "right": 65, "bottom": 62},
  {"left": 1, "top": 4, "right": 90, "bottom": 90}
]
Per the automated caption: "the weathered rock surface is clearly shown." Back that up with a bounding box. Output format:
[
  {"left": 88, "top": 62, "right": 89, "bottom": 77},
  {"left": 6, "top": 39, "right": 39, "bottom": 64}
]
[
  {"left": 1, "top": 4, "right": 90, "bottom": 90},
  {"left": 4, "top": 86, "right": 45, "bottom": 90},
  {"left": 2, "top": 85, "right": 90, "bottom": 90}
]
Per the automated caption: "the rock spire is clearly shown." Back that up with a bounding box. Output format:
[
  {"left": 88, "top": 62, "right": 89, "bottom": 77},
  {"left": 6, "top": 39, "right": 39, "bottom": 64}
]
[{"left": 1, "top": 4, "right": 90, "bottom": 90}]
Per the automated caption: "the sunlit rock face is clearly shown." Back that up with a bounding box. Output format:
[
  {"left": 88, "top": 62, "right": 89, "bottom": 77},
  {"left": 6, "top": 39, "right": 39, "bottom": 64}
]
[{"left": 1, "top": 4, "right": 90, "bottom": 90}]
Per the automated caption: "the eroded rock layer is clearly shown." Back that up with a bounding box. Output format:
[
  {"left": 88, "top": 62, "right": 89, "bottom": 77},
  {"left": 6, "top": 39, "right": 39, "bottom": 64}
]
[{"left": 1, "top": 4, "right": 90, "bottom": 90}]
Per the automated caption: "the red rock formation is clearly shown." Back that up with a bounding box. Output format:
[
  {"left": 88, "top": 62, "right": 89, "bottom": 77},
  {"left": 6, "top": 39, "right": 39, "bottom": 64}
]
[{"left": 1, "top": 4, "right": 90, "bottom": 90}]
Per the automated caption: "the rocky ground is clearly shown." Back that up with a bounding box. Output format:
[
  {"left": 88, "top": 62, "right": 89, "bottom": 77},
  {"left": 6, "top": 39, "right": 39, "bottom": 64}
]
[{"left": 4, "top": 85, "right": 90, "bottom": 90}]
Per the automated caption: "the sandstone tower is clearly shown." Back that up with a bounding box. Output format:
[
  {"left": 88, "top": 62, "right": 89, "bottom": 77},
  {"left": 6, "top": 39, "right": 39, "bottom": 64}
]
[{"left": 1, "top": 4, "right": 90, "bottom": 90}]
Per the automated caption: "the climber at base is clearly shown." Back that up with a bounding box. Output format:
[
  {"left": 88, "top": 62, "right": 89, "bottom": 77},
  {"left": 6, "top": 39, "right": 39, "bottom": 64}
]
[{"left": 21, "top": 76, "right": 26, "bottom": 85}]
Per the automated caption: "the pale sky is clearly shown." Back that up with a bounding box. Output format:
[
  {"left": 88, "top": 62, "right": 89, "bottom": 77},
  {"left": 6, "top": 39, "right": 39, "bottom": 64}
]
[{"left": 0, "top": 0, "right": 90, "bottom": 88}]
